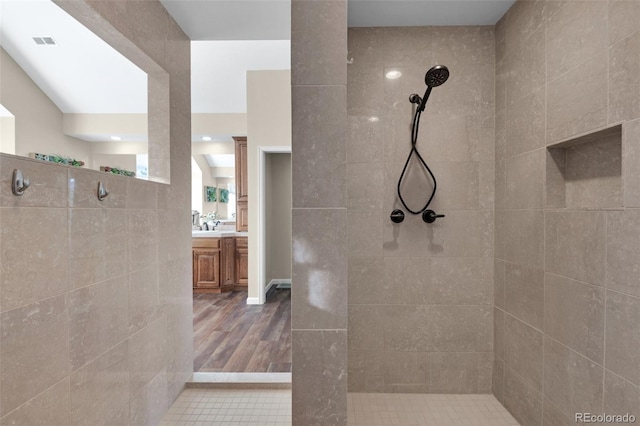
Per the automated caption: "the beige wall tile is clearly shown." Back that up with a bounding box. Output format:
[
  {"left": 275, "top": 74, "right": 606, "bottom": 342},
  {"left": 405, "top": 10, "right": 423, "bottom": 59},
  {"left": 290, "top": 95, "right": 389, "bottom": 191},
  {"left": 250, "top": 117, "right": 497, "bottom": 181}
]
[
  {"left": 292, "top": 330, "right": 347, "bottom": 425},
  {"left": 70, "top": 342, "right": 129, "bottom": 426},
  {"left": 347, "top": 64, "right": 383, "bottom": 117},
  {"left": 495, "top": 307, "right": 505, "bottom": 360},
  {"left": 495, "top": 159, "right": 506, "bottom": 211},
  {"left": 348, "top": 27, "right": 384, "bottom": 68},
  {"left": 428, "top": 306, "right": 489, "bottom": 352},
  {"left": 503, "top": 0, "right": 545, "bottom": 56},
  {"left": 68, "top": 209, "right": 128, "bottom": 291},
  {"left": 542, "top": 398, "right": 575, "bottom": 426},
  {"left": 609, "top": 31, "right": 640, "bottom": 123},
  {"left": 546, "top": 53, "right": 608, "bottom": 144},
  {"left": 429, "top": 257, "right": 493, "bottom": 305},
  {"left": 604, "top": 371, "right": 640, "bottom": 419},
  {"left": 545, "top": 211, "right": 606, "bottom": 286},
  {"left": 564, "top": 134, "right": 623, "bottom": 209},
  {"left": 129, "top": 317, "right": 167, "bottom": 395},
  {"left": 505, "top": 149, "right": 544, "bottom": 209},
  {"left": 506, "top": 26, "right": 545, "bottom": 105},
  {"left": 130, "top": 371, "right": 168, "bottom": 426},
  {"left": 382, "top": 257, "right": 430, "bottom": 305},
  {"left": 0, "top": 156, "right": 68, "bottom": 208},
  {"left": 381, "top": 26, "right": 433, "bottom": 68},
  {"left": 0, "top": 295, "right": 70, "bottom": 416},
  {"left": 430, "top": 26, "right": 495, "bottom": 68},
  {"left": 608, "top": 0, "right": 640, "bottom": 45},
  {"left": 350, "top": 210, "right": 383, "bottom": 258},
  {"left": 623, "top": 119, "right": 640, "bottom": 207},
  {"left": 505, "top": 88, "right": 545, "bottom": 158},
  {"left": 348, "top": 351, "right": 384, "bottom": 392},
  {"left": 544, "top": 337, "right": 604, "bottom": 415},
  {"left": 504, "top": 366, "right": 543, "bottom": 426},
  {"left": 165, "top": 303, "right": 193, "bottom": 403},
  {"left": 422, "top": 114, "right": 485, "bottom": 162},
  {"left": 479, "top": 161, "right": 495, "bottom": 211},
  {"left": 383, "top": 351, "right": 428, "bottom": 393},
  {"left": 128, "top": 209, "right": 159, "bottom": 272},
  {"left": 292, "top": 209, "right": 347, "bottom": 330},
  {"left": 504, "top": 314, "right": 543, "bottom": 390},
  {"left": 68, "top": 278, "right": 129, "bottom": 370},
  {"left": 426, "top": 210, "right": 494, "bottom": 258},
  {"left": 292, "top": 86, "right": 347, "bottom": 208},
  {"left": 347, "top": 257, "right": 384, "bottom": 305},
  {"left": 478, "top": 352, "right": 494, "bottom": 393},
  {"left": 0, "top": 208, "right": 68, "bottom": 311},
  {"left": 347, "top": 116, "right": 384, "bottom": 163},
  {"left": 347, "top": 163, "right": 384, "bottom": 210},
  {"left": 348, "top": 305, "right": 383, "bottom": 352},
  {"left": 0, "top": 378, "right": 69, "bottom": 426},
  {"left": 505, "top": 262, "right": 544, "bottom": 330},
  {"left": 546, "top": 0, "right": 607, "bottom": 82},
  {"left": 382, "top": 305, "right": 429, "bottom": 351},
  {"left": 68, "top": 169, "right": 127, "bottom": 209},
  {"left": 605, "top": 291, "right": 640, "bottom": 386},
  {"left": 428, "top": 162, "right": 480, "bottom": 211},
  {"left": 607, "top": 210, "right": 640, "bottom": 297},
  {"left": 129, "top": 266, "right": 161, "bottom": 335},
  {"left": 428, "top": 352, "right": 479, "bottom": 394},
  {"left": 291, "top": 0, "right": 347, "bottom": 86},
  {"left": 501, "top": 210, "right": 544, "bottom": 269},
  {"left": 493, "top": 357, "right": 505, "bottom": 403},
  {"left": 544, "top": 273, "right": 605, "bottom": 364},
  {"left": 495, "top": 259, "right": 505, "bottom": 309},
  {"left": 495, "top": 109, "right": 506, "bottom": 163},
  {"left": 126, "top": 178, "right": 158, "bottom": 210}
]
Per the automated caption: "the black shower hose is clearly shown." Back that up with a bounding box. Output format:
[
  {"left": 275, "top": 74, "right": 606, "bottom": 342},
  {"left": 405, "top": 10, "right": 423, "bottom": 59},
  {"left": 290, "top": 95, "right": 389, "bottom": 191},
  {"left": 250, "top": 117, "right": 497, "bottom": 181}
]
[{"left": 396, "top": 103, "right": 437, "bottom": 215}]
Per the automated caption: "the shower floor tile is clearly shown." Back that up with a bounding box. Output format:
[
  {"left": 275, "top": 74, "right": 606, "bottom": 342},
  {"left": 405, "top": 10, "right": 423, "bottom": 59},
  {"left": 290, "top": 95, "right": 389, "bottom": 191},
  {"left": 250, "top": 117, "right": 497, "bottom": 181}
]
[
  {"left": 348, "top": 393, "right": 521, "bottom": 426},
  {"left": 161, "top": 389, "right": 519, "bottom": 426},
  {"left": 160, "top": 388, "right": 291, "bottom": 425}
]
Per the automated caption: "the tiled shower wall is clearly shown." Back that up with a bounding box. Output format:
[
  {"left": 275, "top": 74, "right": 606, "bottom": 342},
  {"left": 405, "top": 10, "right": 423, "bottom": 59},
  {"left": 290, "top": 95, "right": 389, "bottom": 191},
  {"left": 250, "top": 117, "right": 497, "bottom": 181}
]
[
  {"left": 347, "top": 27, "right": 496, "bottom": 393},
  {"left": 0, "top": 1, "right": 192, "bottom": 424},
  {"left": 494, "top": 1, "right": 640, "bottom": 424},
  {"left": 291, "top": 0, "right": 348, "bottom": 424}
]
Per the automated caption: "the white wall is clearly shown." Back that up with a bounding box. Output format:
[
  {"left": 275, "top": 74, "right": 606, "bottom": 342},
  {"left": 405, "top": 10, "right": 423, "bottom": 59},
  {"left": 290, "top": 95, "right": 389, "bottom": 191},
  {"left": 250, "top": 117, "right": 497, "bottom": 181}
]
[
  {"left": 0, "top": 48, "right": 91, "bottom": 162},
  {"left": 246, "top": 69, "right": 292, "bottom": 299},
  {"left": 265, "top": 153, "right": 292, "bottom": 284}
]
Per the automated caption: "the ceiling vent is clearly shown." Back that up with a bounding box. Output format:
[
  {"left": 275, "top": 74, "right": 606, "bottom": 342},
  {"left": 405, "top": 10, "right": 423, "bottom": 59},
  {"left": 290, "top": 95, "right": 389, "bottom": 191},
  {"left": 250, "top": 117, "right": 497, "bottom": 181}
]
[{"left": 32, "top": 37, "right": 57, "bottom": 46}]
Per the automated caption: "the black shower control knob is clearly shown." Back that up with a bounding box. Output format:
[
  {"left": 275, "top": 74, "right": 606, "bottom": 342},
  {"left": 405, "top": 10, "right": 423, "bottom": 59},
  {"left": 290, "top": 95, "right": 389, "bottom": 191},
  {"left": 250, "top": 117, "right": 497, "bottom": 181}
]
[
  {"left": 422, "top": 209, "right": 445, "bottom": 224},
  {"left": 390, "top": 209, "right": 405, "bottom": 223}
]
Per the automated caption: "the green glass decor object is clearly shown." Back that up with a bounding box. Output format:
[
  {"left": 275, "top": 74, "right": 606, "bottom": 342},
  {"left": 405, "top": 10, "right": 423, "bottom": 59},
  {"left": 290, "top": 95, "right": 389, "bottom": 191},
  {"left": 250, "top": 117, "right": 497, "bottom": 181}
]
[
  {"left": 30, "top": 152, "right": 85, "bottom": 167},
  {"left": 206, "top": 186, "right": 217, "bottom": 202},
  {"left": 100, "top": 166, "right": 136, "bottom": 177}
]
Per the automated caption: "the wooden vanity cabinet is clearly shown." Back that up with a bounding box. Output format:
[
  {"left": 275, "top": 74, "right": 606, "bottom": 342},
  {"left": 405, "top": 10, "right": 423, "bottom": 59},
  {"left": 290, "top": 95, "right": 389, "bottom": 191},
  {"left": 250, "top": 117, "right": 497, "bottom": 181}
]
[
  {"left": 193, "top": 236, "right": 246, "bottom": 292},
  {"left": 193, "top": 239, "right": 221, "bottom": 292},
  {"left": 234, "top": 136, "right": 248, "bottom": 232},
  {"left": 235, "top": 237, "right": 249, "bottom": 287}
]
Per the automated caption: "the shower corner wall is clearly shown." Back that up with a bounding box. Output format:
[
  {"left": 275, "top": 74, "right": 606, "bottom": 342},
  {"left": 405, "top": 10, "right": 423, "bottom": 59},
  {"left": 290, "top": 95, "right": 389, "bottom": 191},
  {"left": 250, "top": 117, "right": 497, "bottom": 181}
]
[
  {"left": 494, "top": 0, "right": 640, "bottom": 425},
  {"left": 346, "top": 25, "right": 496, "bottom": 394}
]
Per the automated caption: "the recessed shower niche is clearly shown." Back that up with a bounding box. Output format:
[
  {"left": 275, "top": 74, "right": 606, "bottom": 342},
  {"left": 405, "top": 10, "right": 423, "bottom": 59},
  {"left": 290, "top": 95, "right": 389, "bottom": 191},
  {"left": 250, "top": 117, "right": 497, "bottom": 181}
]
[{"left": 546, "top": 124, "right": 622, "bottom": 210}]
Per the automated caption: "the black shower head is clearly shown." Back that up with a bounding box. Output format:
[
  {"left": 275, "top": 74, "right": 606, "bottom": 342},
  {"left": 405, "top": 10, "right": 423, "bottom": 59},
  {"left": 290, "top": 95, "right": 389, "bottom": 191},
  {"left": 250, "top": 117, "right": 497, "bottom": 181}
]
[{"left": 425, "top": 65, "right": 449, "bottom": 87}]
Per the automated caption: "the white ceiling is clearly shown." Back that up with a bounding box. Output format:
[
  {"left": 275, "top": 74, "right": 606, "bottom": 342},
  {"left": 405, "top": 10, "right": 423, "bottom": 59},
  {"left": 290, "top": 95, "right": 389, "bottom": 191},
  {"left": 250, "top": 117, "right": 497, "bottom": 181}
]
[
  {"left": 0, "top": 0, "right": 516, "bottom": 133},
  {"left": 204, "top": 153, "right": 235, "bottom": 168}
]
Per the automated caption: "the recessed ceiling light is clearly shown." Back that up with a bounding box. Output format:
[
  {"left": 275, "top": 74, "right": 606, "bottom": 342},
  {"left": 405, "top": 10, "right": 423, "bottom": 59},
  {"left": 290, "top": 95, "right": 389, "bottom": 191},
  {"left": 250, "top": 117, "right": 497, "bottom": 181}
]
[
  {"left": 110, "top": 136, "right": 122, "bottom": 141},
  {"left": 385, "top": 70, "right": 402, "bottom": 80},
  {"left": 202, "top": 136, "right": 212, "bottom": 141},
  {"left": 368, "top": 116, "right": 380, "bottom": 123}
]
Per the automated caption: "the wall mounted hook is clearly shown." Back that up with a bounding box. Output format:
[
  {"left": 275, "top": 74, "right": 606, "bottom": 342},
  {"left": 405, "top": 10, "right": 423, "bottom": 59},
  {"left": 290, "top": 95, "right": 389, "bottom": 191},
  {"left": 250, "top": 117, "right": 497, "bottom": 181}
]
[
  {"left": 97, "top": 181, "right": 109, "bottom": 201},
  {"left": 11, "top": 169, "right": 30, "bottom": 196}
]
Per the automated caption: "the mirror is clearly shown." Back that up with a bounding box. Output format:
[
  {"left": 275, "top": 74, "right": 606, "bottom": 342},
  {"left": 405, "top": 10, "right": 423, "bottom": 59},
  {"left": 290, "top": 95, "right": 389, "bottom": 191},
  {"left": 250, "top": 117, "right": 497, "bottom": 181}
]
[
  {"left": 192, "top": 141, "right": 236, "bottom": 223},
  {"left": 0, "top": 0, "right": 165, "bottom": 182}
]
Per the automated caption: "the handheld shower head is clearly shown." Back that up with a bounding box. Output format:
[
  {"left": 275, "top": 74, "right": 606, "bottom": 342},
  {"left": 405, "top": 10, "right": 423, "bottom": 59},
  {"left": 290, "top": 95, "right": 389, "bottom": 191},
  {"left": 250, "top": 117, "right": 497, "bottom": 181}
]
[{"left": 425, "top": 65, "right": 449, "bottom": 87}]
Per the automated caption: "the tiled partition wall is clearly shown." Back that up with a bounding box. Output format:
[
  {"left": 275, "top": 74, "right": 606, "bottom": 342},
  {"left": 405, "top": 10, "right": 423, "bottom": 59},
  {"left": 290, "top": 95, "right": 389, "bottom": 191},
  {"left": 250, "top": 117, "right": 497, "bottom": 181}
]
[
  {"left": 0, "top": 1, "right": 192, "bottom": 424},
  {"left": 346, "top": 27, "right": 496, "bottom": 393},
  {"left": 291, "top": 0, "right": 348, "bottom": 424},
  {"left": 494, "top": 1, "right": 640, "bottom": 424}
]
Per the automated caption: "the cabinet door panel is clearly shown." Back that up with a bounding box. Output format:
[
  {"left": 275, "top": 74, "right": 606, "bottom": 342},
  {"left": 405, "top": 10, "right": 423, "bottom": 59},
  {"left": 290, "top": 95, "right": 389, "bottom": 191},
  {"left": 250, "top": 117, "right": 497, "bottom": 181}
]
[
  {"left": 193, "top": 248, "right": 220, "bottom": 288},
  {"left": 235, "top": 248, "right": 249, "bottom": 287},
  {"left": 237, "top": 202, "right": 248, "bottom": 232},
  {"left": 220, "top": 238, "right": 236, "bottom": 287}
]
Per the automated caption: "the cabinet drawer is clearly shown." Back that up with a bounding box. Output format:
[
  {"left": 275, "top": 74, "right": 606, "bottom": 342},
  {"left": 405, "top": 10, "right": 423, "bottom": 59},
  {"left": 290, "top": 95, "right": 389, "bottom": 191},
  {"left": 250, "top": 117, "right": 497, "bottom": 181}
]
[
  {"left": 192, "top": 238, "right": 220, "bottom": 249},
  {"left": 235, "top": 237, "right": 248, "bottom": 249}
]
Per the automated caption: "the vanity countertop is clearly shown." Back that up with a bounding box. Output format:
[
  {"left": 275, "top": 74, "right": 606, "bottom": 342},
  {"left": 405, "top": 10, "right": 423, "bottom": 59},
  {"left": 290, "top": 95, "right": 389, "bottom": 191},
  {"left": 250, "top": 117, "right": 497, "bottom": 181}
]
[{"left": 192, "top": 230, "right": 248, "bottom": 238}]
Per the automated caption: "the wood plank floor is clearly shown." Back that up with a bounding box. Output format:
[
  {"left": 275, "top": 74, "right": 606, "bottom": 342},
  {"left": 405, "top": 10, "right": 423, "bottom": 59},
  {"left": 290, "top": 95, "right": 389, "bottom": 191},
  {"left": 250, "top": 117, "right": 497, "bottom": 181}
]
[{"left": 193, "top": 288, "right": 291, "bottom": 373}]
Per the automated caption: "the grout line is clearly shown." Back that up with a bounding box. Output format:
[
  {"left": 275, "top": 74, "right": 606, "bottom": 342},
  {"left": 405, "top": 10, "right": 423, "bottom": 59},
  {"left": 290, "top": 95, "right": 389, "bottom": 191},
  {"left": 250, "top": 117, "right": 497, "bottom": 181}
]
[{"left": 602, "top": 212, "right": 608, "bottom": 413}]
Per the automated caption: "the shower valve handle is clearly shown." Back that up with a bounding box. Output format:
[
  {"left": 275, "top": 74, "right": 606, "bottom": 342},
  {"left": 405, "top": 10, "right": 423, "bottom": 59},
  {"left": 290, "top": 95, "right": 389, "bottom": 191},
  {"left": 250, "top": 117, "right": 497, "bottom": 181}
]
[{"left": 422, "top": 209, "right": 445, "bottom": 224}]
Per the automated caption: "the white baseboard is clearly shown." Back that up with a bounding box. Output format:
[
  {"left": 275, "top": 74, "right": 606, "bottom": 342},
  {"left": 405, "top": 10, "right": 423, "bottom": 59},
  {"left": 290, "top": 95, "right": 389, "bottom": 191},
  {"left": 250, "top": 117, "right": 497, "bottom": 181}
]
[
  {"left": 267, "top": 279, "right": 291, "bottom": 292},
  {"left": 246, "top": 297, "right": 260, "bottom": 305}
]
